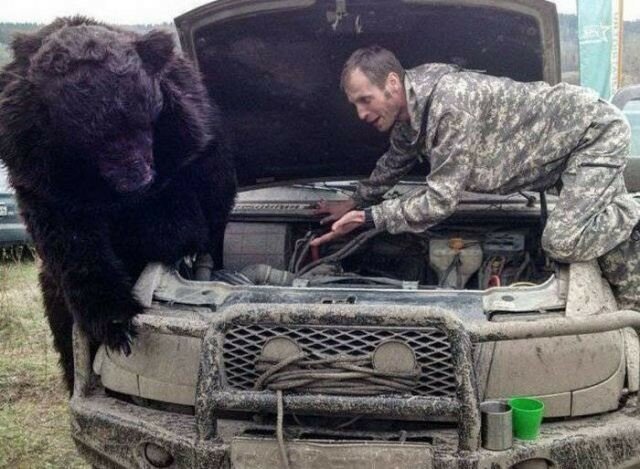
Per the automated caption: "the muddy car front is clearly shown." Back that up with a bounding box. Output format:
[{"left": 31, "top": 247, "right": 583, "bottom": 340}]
[
  {"left": 70, "top": 191, "right": 640, "bottom": 468},
  {"left": 69, "top": 0, "right": 640, "bottom": 468}
]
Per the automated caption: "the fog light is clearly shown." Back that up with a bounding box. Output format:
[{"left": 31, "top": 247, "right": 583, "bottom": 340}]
[
  {"left": 144, "top": 442, "right": 174, "bottom": 468},
  {"left": 373, "top": 340, "right": 417, "bottom": 373},
  {"left": 257, "top": 336, "right": 302, "bottom": 370}
]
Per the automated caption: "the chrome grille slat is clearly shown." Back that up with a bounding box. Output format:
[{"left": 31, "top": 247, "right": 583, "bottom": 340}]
[{"left": 222, "top": 325, "right": 457, "bottom": 396}]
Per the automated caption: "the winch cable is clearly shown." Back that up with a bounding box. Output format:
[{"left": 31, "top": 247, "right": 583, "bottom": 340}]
[
  {"left": 255, "top": 352, "right": 418, "bottom": 394},
  {"left": 255, "top": 352, "right": 419, "bottom": 469},
  {"left": 276, "top": 390, "right": 290, "bottom": 469}
]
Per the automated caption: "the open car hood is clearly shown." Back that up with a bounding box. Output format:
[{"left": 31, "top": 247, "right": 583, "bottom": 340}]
[{"left": 175, "top": 0, "right": 560, "bottom": 187}]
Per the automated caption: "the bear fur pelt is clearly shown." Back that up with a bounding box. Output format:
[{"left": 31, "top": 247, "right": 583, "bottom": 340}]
[{"left": 0, "top": 17, "right": 237, "bottom": 392}]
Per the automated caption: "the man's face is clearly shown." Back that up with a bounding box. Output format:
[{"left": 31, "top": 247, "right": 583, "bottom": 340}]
[{"left": 344, "top": 68, "right": 404, "bottom": 132}]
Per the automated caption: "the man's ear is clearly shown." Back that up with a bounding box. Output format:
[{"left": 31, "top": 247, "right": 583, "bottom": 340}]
[
  {"left": 386, "top": 72, "right": 402, "bottom": 93},
  {"left": 135, "top": 30, "right": 174, "bottom": 75}
]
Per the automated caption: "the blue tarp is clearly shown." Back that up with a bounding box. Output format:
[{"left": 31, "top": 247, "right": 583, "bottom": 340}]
[{"left": 577, "top": 0, "right": 621, "bottom": 98}]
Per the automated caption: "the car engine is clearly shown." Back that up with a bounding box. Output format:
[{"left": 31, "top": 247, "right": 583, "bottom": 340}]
[{"left": 208, "top": 218, "right": 550, "bottom": 290}]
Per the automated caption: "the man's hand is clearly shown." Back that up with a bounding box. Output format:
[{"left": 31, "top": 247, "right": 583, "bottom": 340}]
[
  {"left": 310, "top": 210, "right": 365, "bottom": 247},
  {"left": 314, "top": 199, "right": 357, "bottom": 225}
]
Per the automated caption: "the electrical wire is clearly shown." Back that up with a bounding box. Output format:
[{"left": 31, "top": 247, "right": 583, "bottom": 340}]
[{"left": 296, "top": 228, "right": 382, "bottom": 277}]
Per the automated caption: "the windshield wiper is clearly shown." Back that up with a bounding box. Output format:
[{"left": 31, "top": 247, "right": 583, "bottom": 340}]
[{"left": 292, "top": 182, "right": 357, "bottom": 196}]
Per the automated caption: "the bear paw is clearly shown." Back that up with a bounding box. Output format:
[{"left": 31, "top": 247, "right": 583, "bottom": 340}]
[{"left": 98, "top": 318, "right": 138, "bottom": 356}]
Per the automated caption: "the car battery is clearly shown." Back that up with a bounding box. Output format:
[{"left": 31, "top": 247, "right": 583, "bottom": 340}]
[{"left": 223, "top": 222, "right": 292, "bottom": 271}]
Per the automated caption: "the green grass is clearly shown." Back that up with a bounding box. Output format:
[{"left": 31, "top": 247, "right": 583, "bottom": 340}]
[{"left": 0, "top": 259, "right": 89, "bottom": 468}]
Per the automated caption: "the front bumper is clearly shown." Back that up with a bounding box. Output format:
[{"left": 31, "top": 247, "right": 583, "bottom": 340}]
[
  {"left": 70, "top": 307, "right": 640, "bottom": 469},
  {"left": 70, "top": 391, "right": 640, "bottom": 468}
]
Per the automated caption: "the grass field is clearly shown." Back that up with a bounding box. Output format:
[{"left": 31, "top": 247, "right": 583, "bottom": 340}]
[{"left": 0, "top": 257, "right": 88, "bottom": 468}]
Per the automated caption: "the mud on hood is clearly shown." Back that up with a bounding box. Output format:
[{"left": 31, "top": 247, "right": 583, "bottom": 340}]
[{"left": 175, "top": 0, "right": 560, "bottom": 187}]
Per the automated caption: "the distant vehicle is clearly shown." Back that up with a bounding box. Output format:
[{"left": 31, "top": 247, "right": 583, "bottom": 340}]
[{"left": 0, "top": 166, "right": 31, "bottom": 258}]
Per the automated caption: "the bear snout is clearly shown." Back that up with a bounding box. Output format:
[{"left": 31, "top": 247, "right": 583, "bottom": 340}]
[
  {"left": 98, "top": 152, "right": 155, "bottom": 193},
  {"left": 111, "top": 167, "right": 155, "bottom": 193}
]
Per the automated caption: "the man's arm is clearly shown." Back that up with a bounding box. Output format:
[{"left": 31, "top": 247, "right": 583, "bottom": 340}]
[
  {"left": 315, "top": 125, "right": 419, "bottom": 224},
  {"left": 311, "top": 110, "right": 477, "bottom": 247},
  {"left": 371, "top": 110, "right": 477, "bottom": 234},
  {"left": 351, "top": 127, "right": 420, "bottom": 206}
]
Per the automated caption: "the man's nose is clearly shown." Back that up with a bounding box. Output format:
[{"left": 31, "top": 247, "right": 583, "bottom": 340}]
[{"left": 356, "top": 106, "right": 368, "bottom": 121}]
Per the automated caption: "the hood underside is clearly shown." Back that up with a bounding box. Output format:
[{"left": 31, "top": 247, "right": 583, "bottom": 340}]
[{"left": 175, "top": 0, "right": 560, "bottom": 187}]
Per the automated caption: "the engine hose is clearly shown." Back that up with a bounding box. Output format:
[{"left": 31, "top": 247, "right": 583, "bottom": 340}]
[
  {"left": 193, "top": 253, "right": 214, "bottom": 281},
  {"left": 241, "top": 264, "right": 295, "bottom": 286}
]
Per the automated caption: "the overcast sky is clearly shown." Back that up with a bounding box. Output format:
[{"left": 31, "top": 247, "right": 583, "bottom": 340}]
[{"left": 1, "top": 0, "right": 639, "bottom": 24}]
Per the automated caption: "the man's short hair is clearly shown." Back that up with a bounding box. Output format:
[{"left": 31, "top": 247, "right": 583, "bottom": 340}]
[{"left": 340, "top": 46, "right": 404, "bottom": 91}]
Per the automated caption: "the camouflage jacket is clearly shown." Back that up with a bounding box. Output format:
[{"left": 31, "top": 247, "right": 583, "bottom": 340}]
[{"left": 353, "top": 64, "right": 604, "bottom": 234}]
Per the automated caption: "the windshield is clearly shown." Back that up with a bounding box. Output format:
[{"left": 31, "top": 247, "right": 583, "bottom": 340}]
[{"left": 542, "top": 0, "right": 579, "bottom": 84}]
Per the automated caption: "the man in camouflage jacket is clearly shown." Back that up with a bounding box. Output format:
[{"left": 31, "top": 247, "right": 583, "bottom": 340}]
[{"left": 312, "top": 46, "right": 639, "bottom": 308}]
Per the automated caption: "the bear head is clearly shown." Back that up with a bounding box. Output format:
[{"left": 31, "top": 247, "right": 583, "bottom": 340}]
[{"left": 0, "top": 17, "right": 216, "bottom": 200}]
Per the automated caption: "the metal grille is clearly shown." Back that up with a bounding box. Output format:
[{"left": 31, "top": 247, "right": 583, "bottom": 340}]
[{"left": 221, "top": 325, "right": 457, "bottom": 397}]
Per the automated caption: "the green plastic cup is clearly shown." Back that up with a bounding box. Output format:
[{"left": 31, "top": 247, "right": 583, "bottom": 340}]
[{"left": 509, "top": 397, "right": 544, "bottom": 440}]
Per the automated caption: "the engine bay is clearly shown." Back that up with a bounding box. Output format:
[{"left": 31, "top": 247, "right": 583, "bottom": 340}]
[{"left": 210, "top": 216, "right": 552, "bottom": 290}]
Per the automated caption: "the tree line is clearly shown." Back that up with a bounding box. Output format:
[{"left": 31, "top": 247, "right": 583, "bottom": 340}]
[
  {"left": 1, "top": 17, "right": 640, "bottom": 86},
  {"left": 0, "top": 22, "right": 171, "bottom": 69}
]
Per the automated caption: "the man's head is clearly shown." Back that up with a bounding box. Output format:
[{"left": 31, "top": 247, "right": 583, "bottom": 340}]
[{"left": 340, "top": 46, "right": 408, "bottom": 132}]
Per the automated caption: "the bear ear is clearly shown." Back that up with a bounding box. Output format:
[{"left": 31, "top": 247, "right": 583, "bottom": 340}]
[
  {"left": 135, "top": 30, "right": 174, "bottom": 75},
  {"left": 11, "top": 32, "right": 42, "bottom": 60}
]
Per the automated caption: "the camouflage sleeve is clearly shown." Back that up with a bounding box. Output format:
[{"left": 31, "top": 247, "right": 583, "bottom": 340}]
[
  {"left": 351, "top": 126, "right": 420, "bottom": 206},
  {"left": 370, "top": 111, "right": 476, "bottom": 234}
]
